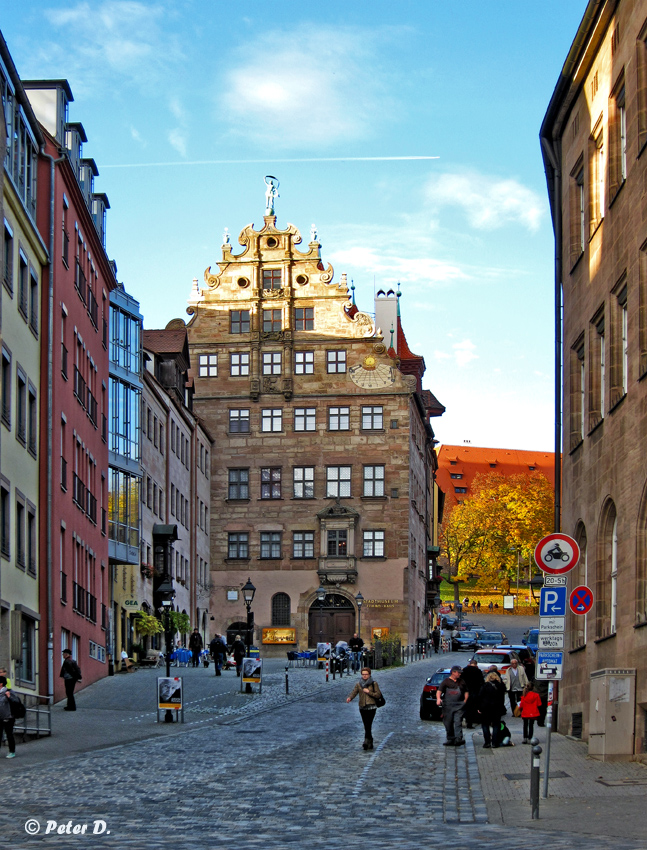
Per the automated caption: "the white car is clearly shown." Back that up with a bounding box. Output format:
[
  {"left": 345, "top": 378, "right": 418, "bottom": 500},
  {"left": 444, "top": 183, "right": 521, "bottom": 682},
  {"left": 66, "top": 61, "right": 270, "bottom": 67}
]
[{"left": 470, "top": 649, "right": 521, "bottom": 673}]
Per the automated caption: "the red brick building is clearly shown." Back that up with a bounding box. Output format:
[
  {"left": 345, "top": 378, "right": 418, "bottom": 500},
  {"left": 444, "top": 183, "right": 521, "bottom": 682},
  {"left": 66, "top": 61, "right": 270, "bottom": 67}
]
[{"left": 25, "top": 80, "right": 116, "bottom": 701}]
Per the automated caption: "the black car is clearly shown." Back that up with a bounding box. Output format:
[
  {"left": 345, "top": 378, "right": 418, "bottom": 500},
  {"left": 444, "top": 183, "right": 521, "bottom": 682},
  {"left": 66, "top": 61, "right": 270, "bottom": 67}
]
[
  {"left": 476, "top": 631, "right": 507, "bottom": 648},
  {"left": 420, "top": 668, "right": 450, "bottom": 720},
  {"left": 453, "top": 630, "right": 480, "bottom": 651}
]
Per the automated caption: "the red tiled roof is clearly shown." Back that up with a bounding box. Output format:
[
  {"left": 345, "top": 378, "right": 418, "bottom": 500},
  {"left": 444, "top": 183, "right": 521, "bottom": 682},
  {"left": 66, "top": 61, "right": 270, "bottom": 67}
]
[{"left": 143, "top": 328, "right": 187, "bottom": 355}]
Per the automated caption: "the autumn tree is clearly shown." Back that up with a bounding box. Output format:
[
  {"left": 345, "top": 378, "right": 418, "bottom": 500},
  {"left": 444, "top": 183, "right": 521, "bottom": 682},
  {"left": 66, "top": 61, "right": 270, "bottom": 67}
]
[{"left": 440, "top": 472, "right": 554, "bottom": 592}]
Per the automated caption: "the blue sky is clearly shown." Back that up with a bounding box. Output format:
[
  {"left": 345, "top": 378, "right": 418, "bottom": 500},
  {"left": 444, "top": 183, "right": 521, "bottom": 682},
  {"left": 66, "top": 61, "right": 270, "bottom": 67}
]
[{"left": 4, "top": 1, "right": 588, "bottom": 451}]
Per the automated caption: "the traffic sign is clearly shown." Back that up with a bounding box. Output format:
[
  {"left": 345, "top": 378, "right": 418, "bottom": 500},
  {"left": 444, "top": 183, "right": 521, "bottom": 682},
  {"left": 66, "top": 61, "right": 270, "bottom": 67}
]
[
  {"left": 540, "top": 586, "right": 567, "bottom": 617},
  {"left": 569, "top": 585, "right": 594, "bottom": 615},
  {"left": 539, "top": 616, "right": 565, "bottom": 632},
  {"left": 536, "top": 651, "right": 563, "bottom": 680},
  {"left": 534, "top": 533, "right": 580, "bottom": 575},
  {"left": 543, "top": 575, "right": 567, "bottom": 587},
  {"left": 538, "top": 633, "right": 564, "bottom": 650}
]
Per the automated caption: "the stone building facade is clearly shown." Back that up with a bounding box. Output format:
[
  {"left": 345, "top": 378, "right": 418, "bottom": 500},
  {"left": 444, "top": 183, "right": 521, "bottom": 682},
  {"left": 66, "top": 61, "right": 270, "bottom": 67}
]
[
  {"left": 541, "top": 0, "right": 647, "bottom": 759},
  {"left": 186, "top": 210, "right": 444, "bottom": 654}
]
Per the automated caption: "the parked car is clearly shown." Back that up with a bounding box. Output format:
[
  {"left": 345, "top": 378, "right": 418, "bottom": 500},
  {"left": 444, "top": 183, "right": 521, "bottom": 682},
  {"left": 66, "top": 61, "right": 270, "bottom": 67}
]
[
  {"left": 470, "top": 649, "right": 521, "bottom": 673},
  {"left": 420, "top": 668, "right": 451, "bottom": 720},
  {"left": 453, "top": 630, "right": 480, "bottom": 652},
  {"left": 494, "top": 644, "right": 535, "bottom": 664},
  {"left": 442, "top": 615, "right": 458, "bottom": 628},
  {"left": 476, "top": 631, "right": 507, "bottom": 647},
  {"left": 522, "top": 629, "right": 540, "bottom": 653}
]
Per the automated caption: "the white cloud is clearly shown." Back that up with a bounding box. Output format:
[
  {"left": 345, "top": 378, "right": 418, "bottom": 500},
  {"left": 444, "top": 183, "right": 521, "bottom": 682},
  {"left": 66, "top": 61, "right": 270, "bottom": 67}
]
[
  {"left": 220, "top": 26, "right": 397, "bottom": 148},
  {"left": 453, "top": 339, "right": 478, "bottom": 367},
  {"left": 36, "top": 1, "right": 183, "bottom": 94},
  {"left": 130, "top": 126, "right": 146, "bottom": 146},
  {"left": 167, "top": 128, "right": 187, "bottom": 157},
  {"left": 425, "top": 170, "right": 545, "bottom": 232}
]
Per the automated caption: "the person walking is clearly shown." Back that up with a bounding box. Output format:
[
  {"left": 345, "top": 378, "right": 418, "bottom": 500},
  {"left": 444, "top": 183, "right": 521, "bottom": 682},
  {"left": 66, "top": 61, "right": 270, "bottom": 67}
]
[
  {"left": 431, "top": 626, "right": 440, "bottom": 654},
  {"left": 346, "top": 667, "right": 383, "bottom": 750},
  {"left": 488, "top": 601, "right": 494, "bottom": 612},
  {"left": 60, "top": 649, "right": 82, "bottom": 711},
  {"left": 436, "top": 665, "right": 469, "bottom": 746},
  {"left": 0, "top": 677, "right": 16, "bottom": 759},
  {"left": 460, "top": 660, "right": 484, "bottom": 728},
  {"left": 209, "top": 634, "right": 228, "bottom": 676},
  {"left": 519, "top": 683, "right": 542, "bottom": 743},
  {"left": 478, "top": 672, "right": 506, "bottom": 748},
  {"left": 349, "top": 632, "right": 364, "bottom": 671},
  {"left": 232, "top": 634, "right": 246, "bottom": 677},
  {"left": 189, "top": 628, "right": 203, "bottom": 668},
  {"left": 502, "top": 657, "right": 528, "bottom": 714}
]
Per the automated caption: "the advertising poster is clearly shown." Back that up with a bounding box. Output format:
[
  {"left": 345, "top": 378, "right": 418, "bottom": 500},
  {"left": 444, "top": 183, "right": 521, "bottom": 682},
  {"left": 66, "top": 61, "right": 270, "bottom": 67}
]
[
  {"left": 242, "top": 657, "right": 262, "bottom": 683},
  {"left": 157, "top": 677, "right": 183, "bottom": 710},
  {"left": 317, "top": 642, "right": 331, "bottom": 662}
]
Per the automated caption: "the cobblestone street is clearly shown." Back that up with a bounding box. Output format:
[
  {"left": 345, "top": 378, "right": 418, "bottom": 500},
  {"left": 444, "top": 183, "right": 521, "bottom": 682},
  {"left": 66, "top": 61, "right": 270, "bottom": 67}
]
[{"left": 1, "top": 653, "right": 646, "bottom": 849}]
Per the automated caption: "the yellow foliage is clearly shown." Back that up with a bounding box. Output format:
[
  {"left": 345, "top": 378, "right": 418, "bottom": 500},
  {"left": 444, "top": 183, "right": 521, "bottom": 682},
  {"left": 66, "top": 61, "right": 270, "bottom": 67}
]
[{"left": 439, "top": 472, "right": 553, "bottom": 591}]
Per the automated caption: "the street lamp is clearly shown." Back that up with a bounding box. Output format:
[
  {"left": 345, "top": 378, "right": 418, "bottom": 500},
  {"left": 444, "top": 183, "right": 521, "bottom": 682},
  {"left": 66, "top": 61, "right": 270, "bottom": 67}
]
[
  {"left": 529, "top": 573, "right": 545, "bottom": 604},
  {"left": 355, "top": 591, "right": 364, "bottom": 640},
  {"left": 241, "top": 577, "right": 256, "bottom": 694},
  {"left": 316, "top": 584, "right": 326, "bottom": 664},
  {"left": 157, "top": 576, "right": 175, "bottom": 723}
]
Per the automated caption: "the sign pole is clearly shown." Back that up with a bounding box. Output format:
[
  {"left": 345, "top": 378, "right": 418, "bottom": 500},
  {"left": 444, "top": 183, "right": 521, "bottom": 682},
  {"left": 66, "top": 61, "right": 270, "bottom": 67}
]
[{"left": 541, "top": 681, "right": 554, "bottom": 798}]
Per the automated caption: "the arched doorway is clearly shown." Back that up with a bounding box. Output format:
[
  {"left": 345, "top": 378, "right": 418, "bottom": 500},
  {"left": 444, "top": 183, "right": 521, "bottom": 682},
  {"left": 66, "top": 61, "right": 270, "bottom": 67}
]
[
  {"left": 226, "top": 621, "right": 249, "bottom": 648},
  {"left": 308, "top": 593, "right": 355, "bottom": 646}
]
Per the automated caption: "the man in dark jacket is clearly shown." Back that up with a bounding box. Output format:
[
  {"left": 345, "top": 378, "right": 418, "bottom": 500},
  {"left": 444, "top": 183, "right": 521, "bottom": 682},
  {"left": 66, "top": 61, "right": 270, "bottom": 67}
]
[
  {"left": 209, "top": 635, "right": 227, "bottom": 676},
  {"left": 189, "top": 628, "right": 203, "bottom": 667},
  {"left": 461, "top": 660, "right": 484, "bottom": 728},
  {"left": 232, "top": 634, "right": 247, "bottom": 677},
  {"left": 60, "top": 649, "right": 82, "bottom": 711},
  {"left": 431, "top": 627, "right": 440, "bottom": 654},
  {"left": 436, "top": 665, "right": 469, "bottom": 746},
  {"left": 349, "top": 633, "right": 364, "bottom": 671}
]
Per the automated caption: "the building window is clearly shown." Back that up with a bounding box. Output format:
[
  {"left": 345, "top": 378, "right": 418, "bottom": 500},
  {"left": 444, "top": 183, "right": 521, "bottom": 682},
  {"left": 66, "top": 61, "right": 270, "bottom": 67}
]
[
  {"left": 569, "top": 158, "right": 585, "bottom": 266},
  {"left": 329, "top": 406, "right": 350, "bottom": 431},
  {"left": 327, "top": 529, "right": 347, "bottom": 557},
  {"left": 327, "top": 350, "right": 347, "bottom": 373},
  {"left": 589, "top": 123, "right": 604, "bottom": 235},
  {"left": 18, "top": 252, "right": 28, "bottom": 319},
  {"left": 1, "top": 347, "right": 10, "bottom": 428},
  {"left": 260, "top": 532, "right": 281, "bottom": 559},
  {"left": 327, "top": 466, "right": 351, "bottom": 498},
  {"left": 230, "top": 310, "right": 250, "bottom": 334},
  {"left": 229, "top": 409, "right": 250, "bottom": 433},
  {"left": 263, "top": 310, "right": 281, "bottom": 333},
  {"left": 361, "top": 406, "right": 383, "bottom": 430},
  {"left": 228, "top": 532, "right": 249, "bottom": 559},
  {"left": 261, "top": 467, "right": 281, "bottom": 499},
  {"left": 619, "top": 285, "right": 628, "bottom": 396},
  {"left": 15, "top": 499, "right": 25, "bottom": 568},
  {"left": 294, "top": 407, "right": 316, "bottom": 431},
  {"left": 363, "top": 530, "right": 385, "bottom": 557},
  {"left": 271, "top": 592, "right": 291, "bottom": 626},
  {"left": 29, "top": 269, "right": 38, "bottom": 334},
  {"left": 454, "top": 487, "right": 468, "bottom": 494},
  {"left": 596, "top": 500, "right": 617, "bottom": 638},
  {"left": 295, "top": 351, "right": 314, "bottom": 374},
  {"left": 27, "top": 507, "right": 36, "bottom": 575},
  {"left": 569, "top": 337, "right": 585, "bottom": 448},
  {"left": 1, "top": 484, "right": 10, "bottom": 558},
  {"left": 262, "top": 269, "right": 282, "bottom": 290},
  {"left": 3, "top": 219, "right": 13, "bottom": 294},
  {"left": 16, "top": 371, "right": 26, "bottom": 445},
  {"left": 363, "top": 465, "right": 385, "bottom": 497},
  {"left": 293, "top": 466, "right": 314, "bottom": 499},
  {"left": 589, "top": 311, "right": 605, "bottom": 427},
  {"left": 261, "top": 409, "right": 282, "bottom": 432},
  {"left": 198, "top": 354, "right": 218, "bottom": 377},
  {"left": 262, "top": 352, "right": 282, "bottom": 375},
  {"left": 294, "top": 307, "right": 314, "bottom": 330},
  {"left": 230, "top": 352, "right": 250, "bottom": 376},
  {"left": 609, "top": 76, "right": 626, "bottom": 202},
  {"left": 450, "top": 473, "right": 463, "bottom": 480},
  {"left": 293, "top": 531, "right": 314, "bottom": 558},
  {"left": 228, "top": 469, "right": 249, "bottom": 500}
]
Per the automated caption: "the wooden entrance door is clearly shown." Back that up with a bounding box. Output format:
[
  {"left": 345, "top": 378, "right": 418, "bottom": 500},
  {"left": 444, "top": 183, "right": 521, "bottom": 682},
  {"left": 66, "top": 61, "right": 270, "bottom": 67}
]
[{"left": 308, "top": 595, "right": 355, "bottom": 646}]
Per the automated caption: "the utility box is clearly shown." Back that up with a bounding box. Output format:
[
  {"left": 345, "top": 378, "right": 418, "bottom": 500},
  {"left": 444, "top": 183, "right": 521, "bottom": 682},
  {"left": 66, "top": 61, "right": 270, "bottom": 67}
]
[{"left": 589, "top": 668, "right": 636, "bottom": 761}]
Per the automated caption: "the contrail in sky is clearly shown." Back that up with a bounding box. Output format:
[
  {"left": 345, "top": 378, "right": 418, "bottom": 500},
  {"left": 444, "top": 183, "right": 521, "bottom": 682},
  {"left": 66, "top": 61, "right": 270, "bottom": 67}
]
[{"left": 101, "top": 155, "right": 440, "bottom": 169}]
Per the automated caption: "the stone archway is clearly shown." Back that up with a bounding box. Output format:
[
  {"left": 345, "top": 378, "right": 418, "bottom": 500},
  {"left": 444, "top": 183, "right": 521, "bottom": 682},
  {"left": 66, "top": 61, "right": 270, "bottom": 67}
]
[{"left": 308, "top": 593, "right": 355, "bottom": 646}]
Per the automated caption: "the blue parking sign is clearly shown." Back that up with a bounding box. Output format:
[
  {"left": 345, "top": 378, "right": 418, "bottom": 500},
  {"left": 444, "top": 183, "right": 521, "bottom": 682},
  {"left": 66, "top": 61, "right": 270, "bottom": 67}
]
[{"left": 539, "top": 586, "right": 567, "bottom": 617}]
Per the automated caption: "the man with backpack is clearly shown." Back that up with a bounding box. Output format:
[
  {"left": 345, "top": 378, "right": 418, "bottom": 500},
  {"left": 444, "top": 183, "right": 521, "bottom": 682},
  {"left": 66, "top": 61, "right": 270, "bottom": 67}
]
[
  {"left": 209, "top": 634, "right": 228, "bottom": 676},
  {"left": 60, "top": 649, "right": 82, "bottom": 711}
]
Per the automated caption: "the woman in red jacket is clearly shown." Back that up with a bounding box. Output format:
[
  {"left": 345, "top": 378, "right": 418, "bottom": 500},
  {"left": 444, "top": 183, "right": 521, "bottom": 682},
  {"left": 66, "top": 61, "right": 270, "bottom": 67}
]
[{"left": 519, "top": 683, "right": 542, "bottom": 743}]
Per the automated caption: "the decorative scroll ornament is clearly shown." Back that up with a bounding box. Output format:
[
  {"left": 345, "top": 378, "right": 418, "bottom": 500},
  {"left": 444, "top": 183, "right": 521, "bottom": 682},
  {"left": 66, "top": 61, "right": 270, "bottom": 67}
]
[{"left": 204, "top": 266, "right": 220, "bottom": 289}]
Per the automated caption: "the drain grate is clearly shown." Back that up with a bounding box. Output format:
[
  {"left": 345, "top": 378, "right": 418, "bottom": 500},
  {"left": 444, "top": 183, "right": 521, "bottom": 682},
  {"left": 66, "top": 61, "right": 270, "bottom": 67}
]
[{"left": 504, "top": 771, "right": 570, "bottom": 780}]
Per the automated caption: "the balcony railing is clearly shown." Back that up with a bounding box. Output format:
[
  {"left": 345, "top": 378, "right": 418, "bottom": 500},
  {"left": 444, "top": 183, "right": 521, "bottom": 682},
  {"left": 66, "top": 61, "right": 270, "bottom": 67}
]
[
  {"left": 101, "top": 414, "right": 107, "bottom": 443},
  {"left": 87, "top": 593, "right": 97, "bottom": 623},
  {"left": 73, "top": 367, "right": 87, "bottom": 410},
  {"left": 72, "top": 473, "right": 86, "bottom": 511},
  {"left": 101, "top": 508, "right": 106, "bottom": 536},
  {"left": 62, "top": 229, "right": 69, "bottom": 266},
  {"left": 61, "top": 343, "right": 68, "bottom": 380},
  {"left": 73, "top": 581, "right": 86, "bottom": 615},
  {"left": 87, "top": 492, "right": 97, "bottom": 525},
  {"left": 75, "top": 260, "right": 86, "bottom": 304}
]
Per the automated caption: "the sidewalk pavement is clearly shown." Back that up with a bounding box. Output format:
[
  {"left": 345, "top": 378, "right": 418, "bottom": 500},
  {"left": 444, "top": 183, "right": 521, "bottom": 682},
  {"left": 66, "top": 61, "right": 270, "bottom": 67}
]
[{"left": 473, "top": 714, "right": 647, "bottom": 841}]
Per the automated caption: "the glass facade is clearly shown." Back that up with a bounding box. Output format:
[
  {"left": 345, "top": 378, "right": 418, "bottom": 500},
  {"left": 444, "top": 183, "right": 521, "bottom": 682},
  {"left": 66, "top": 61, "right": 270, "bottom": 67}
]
[
  {"left": 110, "top": 305, "right": 141, "bottom": 373},
  {"left": 108, "top": 468, "right": 140, "bottom": 546},
  {"left": 109, "top": 377, "right": 140, "bottom": 460}
]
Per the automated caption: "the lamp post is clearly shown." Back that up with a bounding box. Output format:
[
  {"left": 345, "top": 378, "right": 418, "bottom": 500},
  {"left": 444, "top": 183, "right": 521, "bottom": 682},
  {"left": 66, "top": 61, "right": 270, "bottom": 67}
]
[
  {"left": 242, "top": 577, "right": 256, "bottom": 694},
  {"left": 355, "top": 591, "right": 364, "bottom": 640},
  {"left": 156, "top": 575, "right": 175, "bottom": 723},
  {"left": 529, "top": 573, "right": 545, "bottom": 604}
]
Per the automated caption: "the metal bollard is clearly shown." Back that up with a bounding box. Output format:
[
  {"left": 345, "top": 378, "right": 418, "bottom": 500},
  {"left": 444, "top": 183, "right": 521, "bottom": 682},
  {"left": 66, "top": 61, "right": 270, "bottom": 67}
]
[
  {"left": 325, "top": 658, "right": 329, "bottom": 683},
  {"left": 530, "top": 738, "right": 541, "bottom": 820},
  {"left": 332, "top": 657, "right": 336, "bottom": 680},
  {"left": 285, "top": 665, "right": 289, "bottom": 695}
]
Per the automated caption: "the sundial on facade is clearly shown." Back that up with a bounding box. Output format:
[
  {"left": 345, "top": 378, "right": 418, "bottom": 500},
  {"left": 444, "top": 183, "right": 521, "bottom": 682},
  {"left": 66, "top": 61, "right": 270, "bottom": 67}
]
[{"left": 349, "top": 354, "right": 395, "bottom": 389}]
